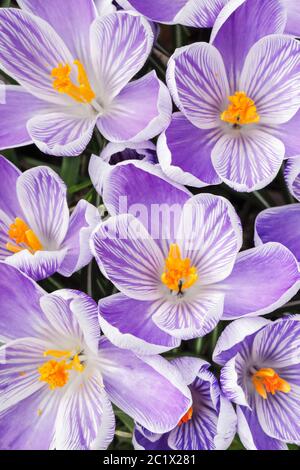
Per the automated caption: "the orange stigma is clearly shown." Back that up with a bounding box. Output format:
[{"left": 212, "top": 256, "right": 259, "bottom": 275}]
[
  {"left": 51, "top": 60, "right": 95, "bottom": 104},
  {"left": 221, "top": 91, "right": 260, "bottom": 126},
  {"left": 161, "top": 244, "right": 198, "bottom": 293},
  {"left": 38, "top": 349, "right": 84, "bottom": 390},
  {"left": 178, "top": 407, "right": 193, "bottom": 426},
  {"left": 252, "top": 368, "right": 291, "bottom": 400},
  {"left": 6, "top": 217, "right": 43, "bottom": 254}
]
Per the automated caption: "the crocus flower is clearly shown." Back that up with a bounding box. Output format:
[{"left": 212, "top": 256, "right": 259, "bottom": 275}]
[
  {"left": 0, "top": 155, "right": 100, "bottom": 280},
  {"left": 158, "top": 0, "right": 300, "bottom": 191},
  {"left": 0, "top": 263, "right": 192, "bottom": 450},
  {"left": 214, "top": 316, "right": 300, "bottom": 449},
  {"left": 90, "top": 162, "right": 300, "bottom": 353},
  {"left": 134, "top": 357, "right": 236, "bottom": 450},
  {"left": 89, "top": 140, "right": 157, "bottom": 196},
  {"left": 0, "top": 2, "right": 171, "bottom": 156}
]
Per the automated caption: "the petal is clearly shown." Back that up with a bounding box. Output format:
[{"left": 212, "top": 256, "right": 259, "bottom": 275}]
[
  {"left": 91, "top": 214, "right": 164, "bottom": 300},
  {"left": 58, "top": 200, "right": 101, "bottom": 277},
  {"left": 240, "top": 35, "right": 300, "bottom": 125},
  {"left": 0, "top": 8, "right": 74, "bottom": 105},
  {"left": 269, "top": 109, "right": 300, "bottom": 158},
  {"left": 152, "top": 289, "right": 225, "bottom": 340},
  {"left": 220, "top": 356, "right": 249, "bottom": 407},
  {"left": 284, "top": 0, "right": 300, "bottom": 36},
  {"left": 255, "top": 204, "right": 300, "bottom": 262},
  {"left": 99, "top": 337, "right": 192, "bottom": 434},
  {"left": 27, "top": 112, "right": 96, "bottom": 157},
  {"left": 211, "top": 0, "right": 286, "bottom": 90},
  {"left": 157, "top": 112, "right": 222, "bottom": 187},
  {"left": 167, "top": 42, "right": 229, "bottom": 129},
  {"left": 133, "top": 426, "right": 170, "bottom": 450},
  {"left": 16, "top": 166, "right": 69, "bottom": 249},
  {"left": 99, "top": 293, "right": 180, "bottom": 355},
  {"left": 285, "top": 156, "right": 300, "bottom": 201},
  {"left": 213, "top": 317, "right": 270, "bottom": 366},
  {"left": 17, "top": 0, "right": 97, "bottom": 61},
  {"left": 0, "top": 155, "right": 21, "bottom": 219},
  {"left": 90, "top": 11, "right": 153, "bottom": 101},
  {"left": 171, "top": 356, "right": 210, "bottom": 385},
  {"left": 55, "top": 373, "right": 115, "bottom": 450},
  {"left": 97, "top": 71, "right": 172, "bottom": 142},
  {"left": 220, "top": 243, "right": 300, "bottom": 320},
  {"left": 176, "top": 194, "right": 242, "bottom": 284},
  {"left": 0, "top": 86, "right": 50, "bottom": 150},
  {"left": 211, "top": 128, "right": 285, "bottom": 192},
  {"left": 95, "top": 0, "right": 116, "bottom": 16},
  {"left": 0, "top": 263, "right": 47, "bottom": 342}
]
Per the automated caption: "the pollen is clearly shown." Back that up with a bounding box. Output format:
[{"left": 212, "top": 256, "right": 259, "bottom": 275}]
[
  {"left": 178, "top": 407, "right": 193, "bottom": 426},
  {"left": 221, "top": 91, "right": 260, "bottom": 126},
  {"left": 6, "top": 217, "right": 43, "bottom": 254},
  {"left": 51, "top": 60, "right": 95, "bottom": 104},
  {"left": 252, "top": 368, "right": 291, "bottom": 400},
  {"left": 38, "top": 349, "right": 84, "bottom": 390},
  {"left": 161, "top": 244, "right": 198, "bottom": 293}
]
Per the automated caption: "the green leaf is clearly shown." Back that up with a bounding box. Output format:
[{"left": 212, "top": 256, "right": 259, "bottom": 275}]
[
  {"left": 61, "top": 157, "right": 81, "bottom": 187},
  {"left": 114, "top": 408, "right": 134, "bottom": 433}
]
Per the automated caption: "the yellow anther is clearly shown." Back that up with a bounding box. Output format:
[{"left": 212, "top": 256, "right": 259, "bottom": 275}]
[
  {"left": 221, "top": 91, "right": 260, "bottom": 126},
  {"left": 252, "top": 368, "right": 291, "bottom": 400},
  {"left": 6, "top": 217, "right": 43, "bottom": 254},
  {"left": 51, "top": 60, "right": 95, "bottom": 104},
  {"left": 161, "top": 244, "right": 198, "bottom": 293},
  {"left": 39, "top": 349, "right": 84, "bottom": 390}
]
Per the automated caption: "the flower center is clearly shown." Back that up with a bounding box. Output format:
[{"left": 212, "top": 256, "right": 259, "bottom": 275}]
[
  {"left": 51, "top": 60, "right": 95, "bottom": 104},
  {"left": 6, "top": 217, "right": 43, "bottom": 254},
  {"left": 221, "top": 91, "right": 260, "bottom": 126},
  {"left": 38, "top": 349, "right": 84, "bottom": 390},
  {"left": 252, "top": 368, "right": 291, "bottom": 400},
  {"left": 178, "top": 406, "right": 193, "bottom": 426},
  {"left": 161, "top": 244, "right": 198, "bottom": 293}
]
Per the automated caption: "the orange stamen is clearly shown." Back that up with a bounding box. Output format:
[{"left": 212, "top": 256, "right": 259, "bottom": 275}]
[
  {"left": 161, "top": 244, "right": 198, "bottom": 293},
  {"left": 252, "top": 368, "right": 291, "bottom": 400},
  {"left": 51, "top": 60, "right": 95, "bottom": 104},
  {"left": 221, "top": 91, "right": 260, "bottom": 126},
  {"left": 6, "top": 217, "right": 43, "bottom": 254}
]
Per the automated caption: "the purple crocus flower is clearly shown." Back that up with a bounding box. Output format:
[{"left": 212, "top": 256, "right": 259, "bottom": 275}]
[
  {"left": 134, "top": 357, "right": 237, "bottom": 450},
  {"left": 89, "top": 140, "right": 157, "bottom": 196},
  {"left": 214, "top": 316, "right": 300, "bottom": 449},
  {"left": 0, "top": 155, "right": 100, "bottom": 281},
  {"left": 89, "top": 162, "right": 300, "bottom": 353},
  {"left": 0, "top": 2, "right": 171, "bottom": 156},
  {"left": 0, "top": 263, "right": 192, "bottom": 450},
  {"left": 158, "top": 0, "right": 300, "bottom": 191}
]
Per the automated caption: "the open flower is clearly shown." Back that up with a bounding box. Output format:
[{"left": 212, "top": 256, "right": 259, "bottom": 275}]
[
  {"left": 134, "top": 357, "right": 236, "bottom": 450},
  {"left": 90, "top": 162, "right": 300, "bottom": 353},
  {"left": 158, "top": 0, "right": 300, "bottom": 191},
  {"left": 0, "top": 155, "right": 100, "bottom": 281},
  {"left": 0, "top": 2, "right": 171, "bottom": 156},
  {"left": 0, "top": 263, "right": 192, "bottom": 450},
  {"left": 214, "top": 316, "right": 300, "bottom": 449}
]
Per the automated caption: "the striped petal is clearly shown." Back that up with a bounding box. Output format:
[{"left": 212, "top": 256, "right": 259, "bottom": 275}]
[{"left": 285, "top": 156, "right": 300, "bottom": 201}]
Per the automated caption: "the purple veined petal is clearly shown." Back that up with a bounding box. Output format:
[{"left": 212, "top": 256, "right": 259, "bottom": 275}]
[
  {"left": 171, "top": 357, "right": 210, "bottom": 386},
  {"left": 17, "top": 0, "right": 97, "bottom": 67},
  {"left": 220, "top": 356, "right": 250, "bottom": 407},
  {"left": 0, "top": 385, "right": 60, "bottom": 450},
  {"left": 0, "top": 86, "right": 52, "bottom": 150},
  {"left": 117, "top": 0, "right": 227, "bottom": 27},
  {"left": 157, "top": 113, "right": 222, "bottom": 187},
  {"left": 99, "top": 337, "right": 192, "bottom": 434},
  {"left": 267, "top": 109, "right": 300, "bottom": 158},
  {"left": 99, "top": 293, "right": 180, "bottom": 355},
  {"left": 213, "top": 317, "right": 270, "bottom": 366},
  {"left": 27, "top": 112, "right": 97, "bottom": 157},
  {"left": 0, "top": 337, "right": 49, "bottom": 413},
  {"left": 98, "top": 72, "right": 172, "bottom": 143},
  {"left": 0, "top": 156, "right": 22, "bottom": 219},
  {"left": 220, "top": 243, "right": 300, "bottom": 320},
  {"left": 237, "top": 406, "right": 287, "bottom": 450},
  {"left": 58, "top": 200, "right": 101, "bottom": 277},
  {"left": 89, "top": 140, "right": 156, "bottom": 196},
  {"left": 152, "top": 288, "right": 225, "bottom": 340},
  {"left": 240, "top": 35, "right": 300, "bottom": 126},
  {"left": 167, "top": 42, "right": 229, "bottom": 129},
  {"left": 91, "top": 214, "right": 164, "bottom": 301},
  {"left": 255, "top": 204, "right": 300, "bottom": 262},
  {"left": 16, "top": 166, "right": 69, "bottom": 249},
  {"left": 5, "top": 248, "right": 67, "bottom": 281},
  {"left": 211, "top": 0, "right": 286, "bottom": 90},
  {"left": 133, "top": 426, "right": 171, "bottom": 451},
  {"left": 176, "top": 194, "right": 242, "bottom": 285},
  {"left": 215, "top": 396, "right": 237, "bottom": 450},
  {"left": 55, "top": 372, "right": 115, "bottom": 450},
  {"left": 211, "top": 127, "right": 285, "bottom": 192},
  {"left": 0, "top": 210, "right": 14, "bottom": 261},
  {"left": 0, "top": 263, "right": 49, "bottom": 342},
  {"left": 285, "top": 156, "right": 300, "bottom": 200},
  {"left": 283, "top": 0, "right": 300, "bottom": 36},
  {"left": 95, "top": 0, "right": 116, "bottom": 16},
  {"left": 90, "top": 11, "right": 153, "bottom": 102},
  {"left": 0, "top": 8, "right": 75, "bottom": 105}
]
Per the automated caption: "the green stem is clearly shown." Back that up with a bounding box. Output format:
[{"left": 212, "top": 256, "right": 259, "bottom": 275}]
[{"left": 253, "top": 190, "right": 271, "bottom": 209}]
